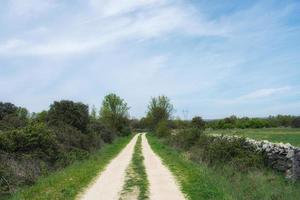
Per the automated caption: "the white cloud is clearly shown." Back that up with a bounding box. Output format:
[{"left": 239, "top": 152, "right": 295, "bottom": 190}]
[
  {"left": 89, "top": 0, "right": 166, "bottom": 17},
  {"left": 219, "top": 86, "right": 292, "bottom": 105},
  {"left": 0, "top": 0, "right": 228, "bottom": 57},
  {"left": 7, "top": 0, "right": 57, "bottom": 18},
  {"left": 239, "top": 87, "right": 291, "bottom": 100}
]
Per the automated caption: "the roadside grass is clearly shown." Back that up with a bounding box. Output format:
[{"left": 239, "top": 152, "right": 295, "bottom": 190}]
[
  {"left": 147, "top": 134, "right": 300, "bottom": 200},
  {"left": 205, "top": 128, "right": 300, "bottom": 147},
  {"left": 5, "top": 136, "right": 132, "bottom": 200},
  {"left": 120, "top": 135, "right": 149, "bottom": 200}
]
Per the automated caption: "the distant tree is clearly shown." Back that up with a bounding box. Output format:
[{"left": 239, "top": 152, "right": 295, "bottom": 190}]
[
  {"left": 292, "top": 117, "right": 300, "bottom": 128},
  {"left": 191, "top": 116, "right": 206, "bottom": 130},
  {"left": 99, "top": 93, "right": 130, "bottom": 134},
  {"left": 33, "top": 111, "right": 48, "bottom": 123},
  {"left": 0, "top": 102, "right": 18, "bottom": 120},
  {"left": 48, "top": 100, "right": 89, "bottom": 132},
  {"left": 146, "top": 95, "right": 173, "bottom": 129},
  {"left": 90, "top": 105, "right": 97, "bottom": 120}
]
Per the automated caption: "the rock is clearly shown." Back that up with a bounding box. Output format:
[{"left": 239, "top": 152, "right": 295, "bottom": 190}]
[{"left": 286, "top": 150, "right": 294, "bottom": 159}]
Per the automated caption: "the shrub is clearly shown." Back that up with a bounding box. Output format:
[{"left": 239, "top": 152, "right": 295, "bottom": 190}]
[
  {"left": 155, "top": 120, "right": 170, "bottom": 138},
  {"left": 191, "top": 116, "right": 205, "bottom": 130},
  {"left": 292, "top": 117, "right": 300, "bottom": 128},
  {"left": 48, "top": 100, "right": 89, "bottom": 132},
  {"left": 0, "top": 114, "right": 28, "bottom": 130},
  {"left": 168, "top": 128, "right": 203, "bottom": 150},
  {"left": 190, "top": 135, "right": 264, "bottom": 171},
  {"left": 87, "top": 120, "right": 116, "bottom": 144},
  {"left": 0, "top": 123, "right": 58, "bottom": 161},
  {"left": 120, "top": 125, "right": 131, "bottom": 137}
]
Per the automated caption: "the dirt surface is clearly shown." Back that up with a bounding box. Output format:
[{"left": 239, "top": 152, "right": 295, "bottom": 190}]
[
  {"left": 78, "top": 133, "right": 185, "bottom": 200},
  {"left": 141, "top": 133, "right": 186, "bottom": 200},
  {"left": 78, "top": 134, "right": 139, "bottom": 200}
]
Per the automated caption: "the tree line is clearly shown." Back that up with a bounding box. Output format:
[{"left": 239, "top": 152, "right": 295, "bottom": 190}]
[
  {"left": 0, "top": 93, "right": 130, "bottom": 197},
  {"left": 1, "top": 94, "right": 300, "bottom": 197}
]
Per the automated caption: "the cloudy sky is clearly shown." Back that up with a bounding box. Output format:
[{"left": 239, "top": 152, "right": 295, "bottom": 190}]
[{"left": 0, "top": 0, "right": 300, "bottom": 119}]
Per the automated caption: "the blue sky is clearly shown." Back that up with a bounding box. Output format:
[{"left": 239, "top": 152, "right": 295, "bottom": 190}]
[{"left": 0, "top": 0, "right": 300, "bottom": 119}]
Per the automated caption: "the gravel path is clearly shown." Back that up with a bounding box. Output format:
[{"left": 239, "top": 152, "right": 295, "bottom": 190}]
[
  {"left": 141, "top": 133, "right": 186, "bottom": 200},
  {"left": 78, "top": 134, "right": 139, "bottom": 200},
  {"left": 78, "top": 133, "right": 185, "bottom": 200}
]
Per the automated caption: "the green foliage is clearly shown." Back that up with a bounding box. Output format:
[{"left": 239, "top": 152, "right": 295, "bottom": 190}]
[
  {"left": 191, "top": 135, "right": 264, "bottom": 171},
  {"left": 31, "top": 111, "right": 48, "bottom": 123},
  {"left": 191, "top": 116, "right": 205, "bottom": 130},
  {"left": 169, "top": 128, "right": 203, "bottom": 150},
  {"left": 207, "top": 115, "right": 298, "bottom": 129},
  {"left": 0, "top": 123, "right": 58, "bottom": 159},
  {"left": 168, "top": 118, "right": 191, "bottom": 129},
  {"left": 0, "top": 102, "right": 29, "bottom": 130},
  {"left": 48, "top": 100, "right": 89, "bottom": 132},
  {"left": 0, "top": 97, "right": 128, "bottom": 197},
  {"left": 100, "top": 93, "right": 130, "bottom": 135},
  {"left": 6, "top": 136, "right": 132, "bottom": 200},
  {"left": 0, "top": 102, "right": 18, "bottom": 120},
  {"left": 147, "top": 135, "right": 300, "bottom": 200},
  {"left": 146, "top": 95, "right": 173, "bottom": 129},
  {"left": 87, "top": 120, "right": 116, "bottom": 144},
  {"left": 292, "top": 117, "right": 300, "bottom": 128},
  {"left": 0, "top": 114, "right": 28, "bottom": 130},
  {"left": 155, "top": 120, "right": 170, "bottom": 138},
  {"left": 90, "top": 105, "right": 97, "bottom": 120}
]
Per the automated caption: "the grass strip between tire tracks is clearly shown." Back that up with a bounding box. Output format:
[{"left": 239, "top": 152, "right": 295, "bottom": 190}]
[{"left": 120, "top": 134, "right": 149, "bottom": 200}]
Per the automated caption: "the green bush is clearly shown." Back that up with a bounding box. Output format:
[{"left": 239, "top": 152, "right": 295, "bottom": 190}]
[
  {"left": 191, "top": 116, "right": 205, "bottom": 130},
  {"left": 190, "top": 135, "right": 264, "bottom": 171},
  {"left": 292, "top": 117, "right": 300, "bottom": 128},
  {"left": 87, "top": 120, "right": 116, "bottom": 144},
  {"left": 155, "top": 120, "right": 170, "bottom": 138},
  {"left": 0, "top": 123, "right": 58, "bottom": 160},
  {"left": 48, "top": 100, "right": 89, "bottom": 132},
  {"left": 168, "top": 128, "right": 203, "bottom": 150}
]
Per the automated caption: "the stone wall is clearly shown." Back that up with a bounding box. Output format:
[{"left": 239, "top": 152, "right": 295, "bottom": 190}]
[{"left": 211, "top": 134, "right": 300, "bottom": 180}]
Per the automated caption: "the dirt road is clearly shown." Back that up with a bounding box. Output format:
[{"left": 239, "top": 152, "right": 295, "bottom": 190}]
[
  {"left": 78, "top": 133, "right": 185, "bottom": 200},
  {"left": 141, "top": 133, "right": 185, "bottom": 200},
  {"left": 78, "top": 134, "right": 139, "bottom": 200}
]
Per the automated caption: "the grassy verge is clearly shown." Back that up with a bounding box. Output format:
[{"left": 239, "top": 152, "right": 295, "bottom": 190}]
[
  {"left": 5, "top": 136, "right": 132, "bottom": 200},
  {"left": 147, "top": 134, "right": 300, "bottom": 200},
  {"left": 120, "top": 135, "right": 149, "bottom": 200},
  {"left": 205, "top": 128, "right": 300, "bottom": 147}
]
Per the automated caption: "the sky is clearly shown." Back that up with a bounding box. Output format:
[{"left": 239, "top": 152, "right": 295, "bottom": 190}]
[{"left": 0, "top": 0, "right": 300, "bottom": 119}]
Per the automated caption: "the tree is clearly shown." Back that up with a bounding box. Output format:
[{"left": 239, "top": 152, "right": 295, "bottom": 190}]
[
  {"left": 0, "top": 102, "right": 18, "bottom": 120},
  {"left": 191, "top": 116, "right": 205, "bottom": 130},
  {"left": 292, "top": 117, "right": 300, "bottom": 128},
  {"left": 99, "top": 93, "right": 130, "bottom": 134},
  {"left": 90, "top": 105, "right": 97, "bottom": 120},
  {"left": 146, "top": 95, "right": 173, "bottom": 129},
  {"left": 47, "top": 100, "right": 89, "bottom": 132}
]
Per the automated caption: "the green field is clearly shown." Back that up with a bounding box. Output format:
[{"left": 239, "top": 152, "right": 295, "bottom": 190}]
[{"left": 205, "top": 128, "right": 300, "bottom": 147}]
